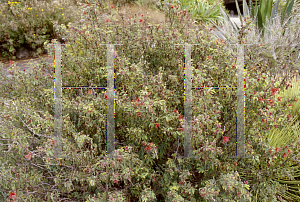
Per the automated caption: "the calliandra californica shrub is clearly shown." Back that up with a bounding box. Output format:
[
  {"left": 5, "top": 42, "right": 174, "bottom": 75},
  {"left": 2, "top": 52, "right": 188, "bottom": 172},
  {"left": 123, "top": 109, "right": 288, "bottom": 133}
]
[{"left": 0, "top": 0, "right": 300, "bottom": 201}]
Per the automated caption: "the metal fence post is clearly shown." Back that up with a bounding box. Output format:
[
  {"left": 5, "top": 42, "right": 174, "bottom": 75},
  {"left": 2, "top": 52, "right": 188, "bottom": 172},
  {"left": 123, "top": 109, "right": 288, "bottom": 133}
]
[
  {"left": 236, "top": 44, "right": 245, "bottom": 158},
  {"left": 106, "top": 44, "right": 115, "bottom": 159},
  {"left": 184, "top": 44, "right": 193, "bottom": 158},
  {"left": 54, "top": 44, "right": 63, "bottom": 158}
]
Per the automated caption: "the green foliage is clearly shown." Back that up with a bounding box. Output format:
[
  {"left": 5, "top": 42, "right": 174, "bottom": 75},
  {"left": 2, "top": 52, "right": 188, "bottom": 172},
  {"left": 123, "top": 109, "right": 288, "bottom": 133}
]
[
  {"left": 176, "top": 0, "right": 228, "bottom": 26},
  {"left": 199, "top": 171, "right": 252, "bottom": 201},
  {"left": 0, "top": 0, "right": 82, "bottom": 60},
  {"left": 1, "top": 0, "right": 300, "bottom": 201},
  {"left": 242, "top": 0, "right": 295, "bottom": 38}
]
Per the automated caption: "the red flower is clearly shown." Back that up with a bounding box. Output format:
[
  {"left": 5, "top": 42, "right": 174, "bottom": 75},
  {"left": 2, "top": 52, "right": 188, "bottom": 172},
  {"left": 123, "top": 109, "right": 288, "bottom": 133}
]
[
  {"left": 275, "top": 125, "right": 277, "bottom": 128},
  {"left": 177, "top": 115, "right": 183, "bottom": 121},
  {"left": 153, "top": 177, "right": 156, "bottom": 181},
  {"left": 287, "top": 149, "right": 291, "bottom": 155},
  {"left": 114, "top": 179, "right": 117, "bottom": 183},
  {"left": 125, "top": 147, "right": 128, "bottom": 151},
  {"left": 232, "top": 65, "right": 235, "bottom": 69},
  {"left": 262, "top": 118, "right": 266, "bottom": 123},
  {"left": 171, "top": 5, "right": 174, "bottom": 8},
  {"left": 174, "top": 109, "right": 178, "bottom": 113},
  {"left": 105, "top": 18, "right": 110, "bottom": 22},
  {"left": 208, "top": 55, "right": 212, "bottom": 60},
  {"left": 258, "top": 97, "right": 265, "bottom": 103},
  {"left": 9, "top": 60, "right": 14, "bottom": 67},
  {"left": 137, "top": 112, "right": 141, "bottom": 116},
  {"left": 223, "top": 136, "right": 229, "bottom": 144},
  {"left": 110, "top": 4, "right": 114, "bottom": 9},
  {"left": 288, "top": 103, "right": 293, "bottom": 107},
  {"left": 178, "top": 179, "right": 184, "bottom": 185},
  {"left": 104, "top": 94, "right": 109, "bottom": 99},
  {"left": 25, "top": 152, "right": 31, "bottom": 160},
  {"left": 88, "top": 90, "right": 92, "bottom": 94},
  {"left": 283, "top": 153, "right": 287, "bottom": 158},
  {"left": 139, "top": 19, "right": 143, "bottom": 23},
  {"left": 8, "top": 192, "right": 16, "bottom": 199},
  {"left": 84, "top": 12, "right": 87, "bottom": 15},
  {"left": 142, "top": 142, "right": 145, "bottom": 146},
  {"left": 271, "top": 88, "right": 279, "bottom": 96},
  {"left": 145, "top": 146, "right": 151, "bottom": 152},
  {"left": 287, "top": 115, "right": 292, "bottom": 119},
  {"left": 28, "top": 119, "right": 31, "bottom": 123},
  {"left": 284, "top": 64, "right": 288, "bottom": 69},
  {"left": 155, "top": 123, "right": 159, "bottom": 128},
  {"left": 276, "top": 147, "right": 281, "bottom": 153},
  {"left": 177, "top": 128, "right": 184, "bottom": 131},
  {"left": 278, "top": 97, "right": 282, "bottom": 102},
  {"left": 268, "top": 99, "right": 274, "bottom": 106}
]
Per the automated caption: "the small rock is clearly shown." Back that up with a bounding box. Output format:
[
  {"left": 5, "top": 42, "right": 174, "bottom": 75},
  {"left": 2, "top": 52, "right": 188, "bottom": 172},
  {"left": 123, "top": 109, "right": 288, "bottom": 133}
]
[{"left": 16, "top": 47, "right": 31, "bottom": 59}]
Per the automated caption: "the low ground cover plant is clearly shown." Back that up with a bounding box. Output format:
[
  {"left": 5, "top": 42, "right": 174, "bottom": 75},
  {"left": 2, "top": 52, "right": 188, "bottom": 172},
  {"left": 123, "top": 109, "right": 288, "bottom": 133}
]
[
  {"left": 0, "top": 0, "right": 84, "bottom": 60},
  {"left": 0, "top": 0, "right": 300, "bottom": 201}
]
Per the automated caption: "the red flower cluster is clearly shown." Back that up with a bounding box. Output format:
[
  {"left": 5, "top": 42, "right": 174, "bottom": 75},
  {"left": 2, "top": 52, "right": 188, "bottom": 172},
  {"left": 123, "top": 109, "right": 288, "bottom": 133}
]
[
  {"left": 268, "top": 99, "right": 274, "bottom": 106},
  {"left": 178, "top": 179, "right": 184, "bottom": 185},
  {"left": 259, "top": 97, "right": 265, "bottom": 103},
  {"left": 145, "top": 145, "right": 151, "bottom": 152},
  {"left": 177, "top": 115, "right": 183, "bottom": 121},
  {"left": 223, "top": 136, "right": 229, "bottom": 144},
  {"left": 25, "top": 152, "right": 31, "bottom": 160},
  {"left": 271, "top": 88, "right": 279, "bottom": 96},
  {"left": 9, "top": 192, "right": 16, "bottom": 199},
  {"left": 132, "top": 98, "right": 144, "bottom": 107}
]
